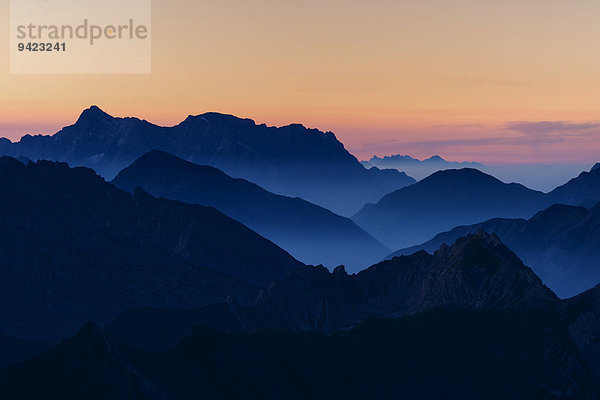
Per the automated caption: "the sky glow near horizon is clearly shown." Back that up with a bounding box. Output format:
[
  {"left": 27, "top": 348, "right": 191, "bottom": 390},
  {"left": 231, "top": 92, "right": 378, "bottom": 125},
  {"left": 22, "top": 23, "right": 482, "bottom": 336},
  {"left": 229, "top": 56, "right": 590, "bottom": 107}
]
[{"left": 0, "top": 0, "right": 599, "bottom": 163}]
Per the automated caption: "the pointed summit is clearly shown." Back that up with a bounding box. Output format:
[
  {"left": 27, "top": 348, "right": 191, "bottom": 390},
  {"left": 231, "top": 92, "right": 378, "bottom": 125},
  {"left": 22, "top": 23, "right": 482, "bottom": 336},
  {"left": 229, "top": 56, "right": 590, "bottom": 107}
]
[
  {"left": 76, "top": 105, "right": 113, "bottom": 124},
  {"left": 592, "top": 163, "right": 600, "bottom": 172}
]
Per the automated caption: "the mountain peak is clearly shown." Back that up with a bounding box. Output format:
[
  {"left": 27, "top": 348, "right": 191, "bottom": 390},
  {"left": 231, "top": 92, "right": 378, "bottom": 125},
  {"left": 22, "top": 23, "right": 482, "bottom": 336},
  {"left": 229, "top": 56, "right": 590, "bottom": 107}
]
[
  {"left": 77, "top": 321, "right": 104, "bottom": 337},
  {"left": 136, "top": 149, "right": 182, "bottom": 164},
  {"left": 592, "top": 163, "right": 600, "bottom": 172},
  {"left": 427, "top": 155, "right": 446, "bottom": 161},
  {"left": 181, "top": 112, "right": 257, "bottom": 128},
  {"left": 434, "top": 231, "right": 506, "bottom": 262},
  {"left": 460, "top": 230, "right": 503, "bottom": 247},
  {"left": 76, "top": 105, "right": 113, "bottom": 124},
  {"left": 424, "top": 167, "right": 496, "bottom": 183}
]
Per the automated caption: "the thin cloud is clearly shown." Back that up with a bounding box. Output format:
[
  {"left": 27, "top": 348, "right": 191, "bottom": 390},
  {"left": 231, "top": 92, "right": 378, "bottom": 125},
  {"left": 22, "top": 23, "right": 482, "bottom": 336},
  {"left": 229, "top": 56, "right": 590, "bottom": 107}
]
[{"left": 505, "top": 121, "right": 600, "bottom": 136}]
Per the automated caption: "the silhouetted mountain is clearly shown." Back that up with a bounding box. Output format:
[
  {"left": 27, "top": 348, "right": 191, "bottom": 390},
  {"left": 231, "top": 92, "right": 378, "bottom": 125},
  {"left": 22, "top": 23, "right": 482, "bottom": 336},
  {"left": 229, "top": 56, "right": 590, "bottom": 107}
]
[
  {"left": 241, "top": 232, "right": 556, "bottom": 333},
  {"left": 593, "top": 163, "right": 600, "bottom": 172},
  {"left": 6, "top": 233, "right": 600, "bottom": 399},
  {"left": 362, "top": 154, "right": 484, "bottom": 180},
  {"left": 3, "top": 309, "right": 599, "bottom": 400},
  {"left": 0, "top": 106, "right": 415, "bottom": 215},
  {"left": 96, "top": 232, "right": 556, "bottom": 353},
  {"left": 352, "top": 168, "right": 550, "bottom": 249},
  {"left": 548, "top": 163, "right": 600, "bottom": 206},
  {"left": 112, "top": 150, "right": 389, "bottom": 271},
  {"left": 0, "top": 156, "right": 302, "bottom": 341},
  {"left": 391, "top": 203, "right": 600, "bottom": 298}
]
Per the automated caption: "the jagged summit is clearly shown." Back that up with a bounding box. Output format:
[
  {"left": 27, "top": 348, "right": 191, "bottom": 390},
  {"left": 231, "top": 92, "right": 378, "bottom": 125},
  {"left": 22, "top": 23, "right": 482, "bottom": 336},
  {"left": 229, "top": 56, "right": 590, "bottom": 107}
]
[{"left": 433, "top": 230, "right": 504, "bottom": 258}]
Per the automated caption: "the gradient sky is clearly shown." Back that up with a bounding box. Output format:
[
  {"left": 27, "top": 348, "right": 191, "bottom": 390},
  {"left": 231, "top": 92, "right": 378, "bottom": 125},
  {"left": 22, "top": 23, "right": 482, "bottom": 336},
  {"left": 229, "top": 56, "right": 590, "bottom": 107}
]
[{"left": 1, "top": 0, "right": 599, "bottom": 163}]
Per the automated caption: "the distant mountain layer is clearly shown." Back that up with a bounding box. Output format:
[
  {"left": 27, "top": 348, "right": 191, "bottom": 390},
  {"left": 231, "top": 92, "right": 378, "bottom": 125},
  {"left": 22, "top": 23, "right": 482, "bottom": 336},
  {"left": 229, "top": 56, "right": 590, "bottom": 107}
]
[
  {"left": 0, "top": 106, "right": 415, "bottom": 215},
  {"left": 353, "top": 165, "right": 600, "bottom": 250},
  {"left": 353, "top": 168, "right": 549, "bottom": 249},
  {"left": 362, "top": 155, "right": 484, "bottom": 180},
  {"left": 112, "top": 151, "right": 389, "bottom": 271},
  {"left": 0, "top": 156, "right": 302, "bottom": 341},
  {"left": 364, "top": 154, "right": 483, "bottom": 168},
  {"left": 391, "top": 202, "right": 600, "bottom": 298}
]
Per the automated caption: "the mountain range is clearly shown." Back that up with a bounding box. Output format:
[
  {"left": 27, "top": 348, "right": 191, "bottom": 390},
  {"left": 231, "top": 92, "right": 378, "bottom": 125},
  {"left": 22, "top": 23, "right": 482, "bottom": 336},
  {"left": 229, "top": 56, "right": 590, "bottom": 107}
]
[
  {"left": 4, "top": 232, "right": 600, "bottom": 399},
  {"left": 362, "top": 154, "right": 484, "bottom": 180},
  {"left": 353, "top": 165, "right": 600, "bottom": 249},
  {"left": 112, "top": 150, "right": 389, "bottom": 271},
  {"left": 3, "top": 107, "right": 600, "bottom": 399},
  {"left": 392, "top": 202, "right": 600, "bottom": 298},
  {"left": 0, "top": 156, "right": 301, "bottom": 342},
  {"left": 0, "top": 106, "right": 415, "bottom": 215}
]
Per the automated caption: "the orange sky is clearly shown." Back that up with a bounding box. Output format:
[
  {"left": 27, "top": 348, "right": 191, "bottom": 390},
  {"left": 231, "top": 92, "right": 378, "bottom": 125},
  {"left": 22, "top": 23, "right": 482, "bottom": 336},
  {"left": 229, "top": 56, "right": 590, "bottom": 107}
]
[{"left": 1, "top": 0, "right": 599, "bottom": 163}]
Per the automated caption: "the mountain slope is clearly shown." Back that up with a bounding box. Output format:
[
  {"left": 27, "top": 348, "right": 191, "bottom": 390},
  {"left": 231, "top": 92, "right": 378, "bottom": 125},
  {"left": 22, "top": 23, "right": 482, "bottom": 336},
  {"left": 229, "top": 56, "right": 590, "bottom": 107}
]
[
  {"left": 548, "top": 164, "right": 600, "bottom": 207},
  {"left": 0, "top": 106, "right": 415, "bottom": 215},
  {"left": 391, "top": 203, "right": 600, "bottom": 298},
  {"left": 352, "top": 168, "right": 549, "bottom": 249},
  {"left": 0, "top": 156, "right": 301, "bottom": 341},
  {"left": 112, "top": 150, "right": 389, "bottom": 271}
]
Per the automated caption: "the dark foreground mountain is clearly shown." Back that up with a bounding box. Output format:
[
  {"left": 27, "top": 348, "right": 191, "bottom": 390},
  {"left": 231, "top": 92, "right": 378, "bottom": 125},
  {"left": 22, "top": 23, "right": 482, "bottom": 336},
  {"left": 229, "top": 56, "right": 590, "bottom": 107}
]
[
  {"left": 0, "top": 156, "right": 302, "bottom": 341},
  {"left": 2, "top": 309, "right": 599, "bottom": 400},
  {"left": 392, "top": 203, "right": 600, "bottom": 298},
  {"left": 353, "top": 164, "right": 600, "bottom": 250},
  {"left": 5, "top": 233, "right": 600, "bottom": 398},
  {"left": 113, "top": 151, "right": 389, "bottom": 271},
  {"left": 0, "top": 106, "right": 415, "bottom": 215},
  {"left": 101, "top": 232, "right": 557, "bottom": 351}
]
